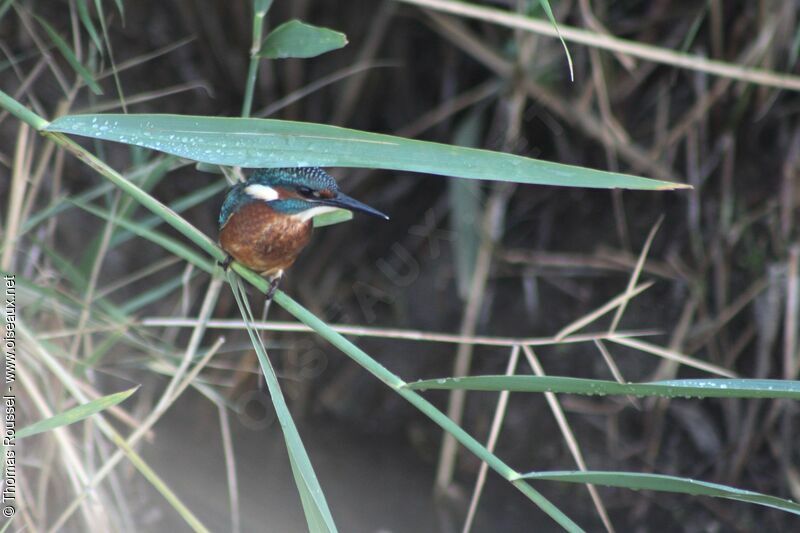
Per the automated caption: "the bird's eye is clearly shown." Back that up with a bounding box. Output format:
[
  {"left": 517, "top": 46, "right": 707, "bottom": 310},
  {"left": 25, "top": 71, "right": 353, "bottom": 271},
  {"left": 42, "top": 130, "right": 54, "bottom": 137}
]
[{"left": 298, "top": 187, "right": 321, "bottom": 199}]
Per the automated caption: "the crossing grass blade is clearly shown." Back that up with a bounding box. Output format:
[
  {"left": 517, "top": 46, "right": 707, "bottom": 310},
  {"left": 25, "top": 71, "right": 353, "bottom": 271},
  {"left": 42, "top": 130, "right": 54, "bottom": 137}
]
[
  {"left": 407, "top": 375, "right": 800, "bottom": 400},
  {"left": 18, "top": 156, "right": 185, "bottom": 238},
  {"left": 449, "top": 108, "right": 484, "bottom": 299},
  {"left": 537, "top": 0, "right": 573, "bottom": 80},
  {"left": 109, "top": 180, "right": 228, "bottom": 249},
  {"left": 79, "top": 330, "right": 125, "bottom": 374},
  {"left": 17, "top": 386, "right": 139, "bottom": 439},
  {"left": 69, "top": 198, "right": 216, "bottom": 273},
  {"left": 27, "top": 242, "right": 129, "bottom": 321},
  {"left": 120, "top": 271, "right": 203, "bottom": 314},
  {"left": 17, "top": 319, "right": 210, "bottom": 533},
  {"left": 111, "top": 0, "right": 124, "bottom": 19},
  {"left": 0, "top": 514, "right": 14, "bottom": 533},
  {"left": 0, "top": 0, "right": 13, "bottom": 22},
  {"left": 227, "top": 274, "right": 338, "bottom": 533},
  {"left": 35, "top": 15, "right": 103, "bottom": 95},
  {"left": 0, "top": 91, "right": 648, "bottom": 531},
  {"left": 44, "top": 113, "right": 689, "bottom": 190},
  {"left": 77, "top": 0, "right": 103, "bottom": 52},
  {"left": 520, "top": 471, "right": 800, "bottom": 516}
]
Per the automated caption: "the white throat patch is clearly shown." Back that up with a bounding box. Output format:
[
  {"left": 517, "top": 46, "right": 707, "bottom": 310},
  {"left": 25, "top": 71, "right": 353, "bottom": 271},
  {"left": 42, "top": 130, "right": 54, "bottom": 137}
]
[
  {"left": 293, "top": 205, "right": 340, "bottom": 222},
  {"left": 245, "top": 184, "right": 279, "bottom": 201}
]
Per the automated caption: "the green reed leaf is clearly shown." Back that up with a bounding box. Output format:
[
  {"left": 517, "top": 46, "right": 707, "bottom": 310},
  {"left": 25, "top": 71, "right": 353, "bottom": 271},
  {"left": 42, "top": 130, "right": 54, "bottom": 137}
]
[
  {"left": 45, "top": 114, "right": 689, "bottom": 190},
  {"left": 259, "top": 20, "right": 347, "bottom": 59}
]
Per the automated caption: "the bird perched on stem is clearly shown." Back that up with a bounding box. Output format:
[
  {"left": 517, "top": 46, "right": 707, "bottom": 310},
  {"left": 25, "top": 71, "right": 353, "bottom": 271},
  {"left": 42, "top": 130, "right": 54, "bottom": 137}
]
[{"left": 219, "top": 167, "right": 388, "bottom": 298}]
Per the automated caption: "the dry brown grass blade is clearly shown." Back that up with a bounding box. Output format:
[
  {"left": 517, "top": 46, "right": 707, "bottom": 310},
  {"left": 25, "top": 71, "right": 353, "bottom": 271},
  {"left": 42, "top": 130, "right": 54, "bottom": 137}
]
[
  {"left": 686, "top": 277, "right": 770, "bottom": 354},
  {"left": 522, "top": 346, "right": 616, "bottom": 533},
  {"left": 608, "top": 216, "right": 663, "bottom": 335},
  {"left": 13, "top": 5, "right": 71, "bottom": 95},
  {"left": 784, "top": 246, "right": 799, "bottom": 380},
  {"left": 94, "top": 257, "right": 182, "bottom": 300},
  {"left": 0, "top": 56, "right": 48, "bottom": 127},
  {"left": 648, "top": 12, "right": 782, "bottom": 160},
  {"left": 332, "top": 0, "right": 396, "bottom": 125},
  {"left": 400, "top": 0, "right": 800, "bottom": 91},
  {"left": 2, "top": 122, "right": 31, "bottom": 271},
  {"left": 555, "top": 281, "right": 654, "bottom": 341},
  {"left": 48, "top": 337, "right": 226, "bottom": 531},
  {"left": 67, "top": 189, "right": 122, "bottom": 359},
  {"left": 786, "top": 461, "right": 800, "bottom": 506},
  {"left": 501, "top": 249, "right": 681, "bottom": 280},
  {"left": 96, "top": 36, "right": 197, "bottom": 80},
  {"left": 18, "top": 133, "right": 56, "bottom": 231},
  {"left": 160, "top": 278, "right": 223, "bottom": 403},
  {"left": 462, "top": 346, "right": 520, "bottom": 533},
  {"left": 609, "top": 336, "right": 736, "bottom": 377},
  {"left": 217, "top": 405, "right": 241, "bottom": 533},
  {"left": 396, "top": 80, "right": 501, "bottom": 139},
  {"left": 257, "top": 61, "right": 397, "bottom": 118},
  {"left": 74, "top": 81, "right": 214, "bottom": 114},
  {"left": 17, "top": 364, "right": 104, "bottom": 531},
  {"left": 424, "top": 10, "right": 678, "bottom": 182},
  {"left": 577, "top": 0, "right": 634, "bottom": 70},
  {"left": 593, "top": 339, "right": 640, "bottom": 410},
  {"left": 140, "top": 317, "right": 658, "bottom": 347},
  {"left": 435, "top": 185, "right": 511, "bottom": 496}
]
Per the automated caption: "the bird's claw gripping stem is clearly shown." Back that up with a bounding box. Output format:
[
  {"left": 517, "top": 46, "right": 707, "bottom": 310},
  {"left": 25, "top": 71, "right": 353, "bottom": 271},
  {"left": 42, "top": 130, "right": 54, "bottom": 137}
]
[
  {"left": 219, "top": 255, "right": 233, "bottom": 271},
  {"left": 266, "top": 276, "right": 281, "bottom": 301}
]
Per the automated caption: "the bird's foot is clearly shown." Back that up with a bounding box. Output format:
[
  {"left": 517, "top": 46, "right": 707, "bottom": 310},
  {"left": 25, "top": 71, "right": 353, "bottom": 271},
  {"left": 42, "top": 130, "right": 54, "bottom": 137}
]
[
  {"left": 261, "top": 274, "right": 282, "bottom": 320},
  {"left": 218, "top": 254, "right": 234, "bottom": 271},
  {"left": 266, "top": 275, "right": 281, "bottom": 301}
]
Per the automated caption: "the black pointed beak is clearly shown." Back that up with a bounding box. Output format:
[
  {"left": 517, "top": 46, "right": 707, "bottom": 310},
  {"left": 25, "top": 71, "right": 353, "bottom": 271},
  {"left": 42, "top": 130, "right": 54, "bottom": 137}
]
[{"left": 323, "top": 193, "right": 389, "bottom": 220}]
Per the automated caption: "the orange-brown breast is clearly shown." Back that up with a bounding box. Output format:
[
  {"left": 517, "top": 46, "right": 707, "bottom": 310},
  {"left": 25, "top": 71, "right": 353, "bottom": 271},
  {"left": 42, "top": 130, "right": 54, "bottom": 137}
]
[{"left": 219, "top": 201, "right": 312, "bottom": 277}]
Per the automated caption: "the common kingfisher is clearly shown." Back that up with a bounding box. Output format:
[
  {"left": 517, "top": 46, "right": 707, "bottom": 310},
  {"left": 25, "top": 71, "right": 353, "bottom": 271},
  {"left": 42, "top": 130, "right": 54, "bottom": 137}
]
[{"left": 219, "top": 167, "right": 388, "bottom": 297}]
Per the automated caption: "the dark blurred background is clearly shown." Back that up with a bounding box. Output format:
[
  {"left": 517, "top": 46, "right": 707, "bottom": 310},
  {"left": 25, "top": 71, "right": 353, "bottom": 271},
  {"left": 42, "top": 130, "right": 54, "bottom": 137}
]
[{"left": 3, "top": 1, "right": 800, "bottom": 531}]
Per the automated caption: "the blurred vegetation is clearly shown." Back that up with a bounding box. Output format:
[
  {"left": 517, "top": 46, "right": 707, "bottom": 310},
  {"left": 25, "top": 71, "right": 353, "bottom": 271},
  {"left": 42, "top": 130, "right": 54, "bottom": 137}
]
[{"left": 2, "top": 1, "right": 800, "bottom": 532}]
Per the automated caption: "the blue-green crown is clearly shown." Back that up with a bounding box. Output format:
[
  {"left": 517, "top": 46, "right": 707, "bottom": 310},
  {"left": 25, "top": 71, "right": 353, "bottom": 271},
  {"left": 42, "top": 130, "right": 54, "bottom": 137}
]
[
  {"left": 218, "top": 167, "right": 339, "bottom": 227},
  {"left": 249, "top": 167, "right": 338, "bottom": 191}
]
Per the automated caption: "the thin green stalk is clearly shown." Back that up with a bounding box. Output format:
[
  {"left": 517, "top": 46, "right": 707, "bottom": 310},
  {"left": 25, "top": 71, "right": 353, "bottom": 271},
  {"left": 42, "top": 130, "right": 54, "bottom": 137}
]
[
  {"left": 271, "top": 290, "right": 582, "bottom": 532},
  {"left": 94, "top": 0, "right": 127, "bottom": 111},
  {"left": 0, "top": 89, "right": 582, "bottom": 531},
  {"left": 0, "top": 89, "right": 49, "bottom": 129},
  {"left": 229, "top": 274, "right": 337, "bottom": 531},
  {"left": 241, "top": 61, "right": 260, "bottom": 118},
  {"left": 241, "top": 1, "right": 271, "bottom": 117}
]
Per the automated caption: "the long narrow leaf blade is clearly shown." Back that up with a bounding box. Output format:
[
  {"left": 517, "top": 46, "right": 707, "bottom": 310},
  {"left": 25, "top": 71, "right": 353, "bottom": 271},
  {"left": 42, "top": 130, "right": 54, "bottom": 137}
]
[
  {"left": 45, "top": 114, "right": 689, "bottom": 190},
  {"left": 449, "top": 108, "right": 484, "bottom": 299},
  {"left": 537, "top": 0, "right": 574, "bottom": 80},
  {"left": 406, "top": 375, "right": 800, "bottom": 400},
  {"left": 35, "top": 16, "right": 103, "bottom": 94},
  {"left": 69, "top": 198, "right": 216, "bottom": 273},
  {"left": 521, "top": 471, "right": 800, "bottom": 516},
  {"left": 76, "top": 0, "right": 103, "bottom": 52},
  {"left": 17, "top": 386, "right": 139, "bottom": 439},
  {"left": 228, "top": 275, "right": 337, "bottom": 532}
]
